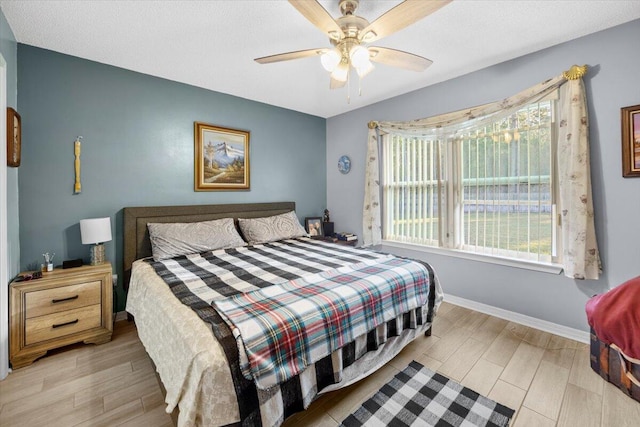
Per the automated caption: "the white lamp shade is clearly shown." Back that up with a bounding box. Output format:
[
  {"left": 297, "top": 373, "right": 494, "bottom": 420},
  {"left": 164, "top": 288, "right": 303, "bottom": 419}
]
[{"left": 80, "top": 217, "right": 112, "bottom": 245}]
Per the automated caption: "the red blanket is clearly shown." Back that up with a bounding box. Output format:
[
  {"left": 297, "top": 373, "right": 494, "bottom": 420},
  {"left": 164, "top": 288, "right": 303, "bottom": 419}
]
[{"left": 585, "top": 276, "right": 640, "bottom": 360}]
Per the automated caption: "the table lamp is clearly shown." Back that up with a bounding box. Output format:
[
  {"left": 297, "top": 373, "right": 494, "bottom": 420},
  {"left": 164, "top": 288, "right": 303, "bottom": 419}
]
[{"left": 80, "top": 217, "right": 112, "bottom": 265}]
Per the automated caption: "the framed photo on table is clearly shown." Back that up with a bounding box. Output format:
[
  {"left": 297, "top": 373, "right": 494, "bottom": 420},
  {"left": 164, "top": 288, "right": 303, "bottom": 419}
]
[
  {"left": 305, "top": 217, "right": 323, "bottom": 237},
  {"left": 6, "top": 107, "right": 21, "bottom": 167},
  {"left": 194, "top": 122, "right": 250, "bottom": 190},
  {"left": 621, "top": 104, "right": 640, "bottom": 177}
]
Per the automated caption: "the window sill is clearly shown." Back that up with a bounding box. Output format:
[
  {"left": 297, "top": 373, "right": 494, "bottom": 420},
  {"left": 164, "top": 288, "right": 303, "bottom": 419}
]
[{"left": 381, "top": 240, "right": 564, "bottom": 275}]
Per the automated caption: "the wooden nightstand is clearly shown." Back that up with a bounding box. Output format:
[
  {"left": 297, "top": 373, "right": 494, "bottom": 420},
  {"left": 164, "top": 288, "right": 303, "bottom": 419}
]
[
  {"left": 334, "top": 238, "right": 358, "bottom": 247},
  {"left": 10, "top": 263, "right": 113, "bottom": 369},
  {"left": 311, "top": 235, "right": 358, "bottom": 246}
]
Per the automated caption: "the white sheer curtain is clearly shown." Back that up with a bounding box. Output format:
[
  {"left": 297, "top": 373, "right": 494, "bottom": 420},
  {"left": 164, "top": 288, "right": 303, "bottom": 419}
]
[{"left": 363, "top": 66, "right": 601, "bottom": 280}]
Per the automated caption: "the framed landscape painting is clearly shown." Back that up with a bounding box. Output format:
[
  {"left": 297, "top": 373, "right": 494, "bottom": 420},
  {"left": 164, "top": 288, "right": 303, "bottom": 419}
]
[
  {"left": 621, "top": 104, "right": 640, "bottom": 177},
  {"left": 194, "top": 122, "right": 250, "bottom": 190}
]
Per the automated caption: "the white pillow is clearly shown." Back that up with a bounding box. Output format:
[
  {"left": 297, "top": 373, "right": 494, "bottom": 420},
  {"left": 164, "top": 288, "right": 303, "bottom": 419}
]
[
  {"left": 238, "top": 211, "right": 308, "bottom": 245},
  {"left": 148, "top": 217, "right": 245, "bottom": 261}
]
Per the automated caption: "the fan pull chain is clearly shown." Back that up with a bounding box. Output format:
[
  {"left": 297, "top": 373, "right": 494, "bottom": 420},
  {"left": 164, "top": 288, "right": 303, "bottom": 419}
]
[{"left": 347, "top": 71, "right": 351, "bottom": 104}]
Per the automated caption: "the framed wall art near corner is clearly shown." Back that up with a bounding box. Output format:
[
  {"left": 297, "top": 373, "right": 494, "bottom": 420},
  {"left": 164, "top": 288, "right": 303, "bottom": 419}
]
[
  {"left": 621, "top": 104, "right": 640, "bottom": 178},
  {"left": 6, "top": 107, "right": 21, "bottom": 167},
  {"left": 305, "top": 217, "right": 323, "bottom": 237},
  {"left": 194, "top": 122, "right": 250, "bottom": 191}
]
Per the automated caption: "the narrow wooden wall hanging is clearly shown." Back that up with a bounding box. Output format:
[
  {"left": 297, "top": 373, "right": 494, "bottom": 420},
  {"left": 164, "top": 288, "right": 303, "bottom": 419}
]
[{"left": 74, "top": 136, "right": 82, "bottom": 194}]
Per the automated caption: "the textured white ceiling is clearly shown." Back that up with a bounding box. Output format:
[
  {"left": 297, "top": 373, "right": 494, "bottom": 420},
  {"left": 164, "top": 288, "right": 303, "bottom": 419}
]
[{"left": 2, "top": 1, "right": 639, "bottom": 118}]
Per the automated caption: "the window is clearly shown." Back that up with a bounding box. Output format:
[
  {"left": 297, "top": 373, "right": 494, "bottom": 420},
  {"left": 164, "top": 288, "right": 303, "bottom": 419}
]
[{"left": 382, "top": 98, "right": 558, "bottom": 264}]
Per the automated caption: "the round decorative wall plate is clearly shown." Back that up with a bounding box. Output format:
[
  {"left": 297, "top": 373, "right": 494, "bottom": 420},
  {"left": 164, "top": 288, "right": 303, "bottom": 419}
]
[{"left": 338, "top": 155, "right": 351, "bottom": 174}]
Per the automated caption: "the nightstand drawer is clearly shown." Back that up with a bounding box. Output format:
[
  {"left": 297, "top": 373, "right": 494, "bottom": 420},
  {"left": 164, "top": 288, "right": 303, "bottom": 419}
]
[
  {"left": 25, "top": 280, "right": 101, "bottom": 319},
  {"left": 25, "top": 304, "right": 102, "bottom": 345}
]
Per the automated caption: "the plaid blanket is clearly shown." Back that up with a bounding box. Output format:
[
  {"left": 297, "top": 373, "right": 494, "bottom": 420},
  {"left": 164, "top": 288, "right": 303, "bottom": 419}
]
[
  {"left": 148, "top": 238, "right": 437, "bottom": 427},
  {"left": 214, "top": 257, "right": 431, "bottom": 390}
]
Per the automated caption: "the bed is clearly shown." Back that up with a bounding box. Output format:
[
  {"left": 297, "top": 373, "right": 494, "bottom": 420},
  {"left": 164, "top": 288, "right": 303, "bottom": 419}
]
[{"left": 124, "top": 202, "right": 443, "bottom": 427}]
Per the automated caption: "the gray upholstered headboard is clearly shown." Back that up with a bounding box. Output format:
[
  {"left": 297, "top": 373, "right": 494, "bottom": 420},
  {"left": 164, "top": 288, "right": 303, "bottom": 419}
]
[{"left": 122, "top": 202, "right": 296, "bottom": 290}]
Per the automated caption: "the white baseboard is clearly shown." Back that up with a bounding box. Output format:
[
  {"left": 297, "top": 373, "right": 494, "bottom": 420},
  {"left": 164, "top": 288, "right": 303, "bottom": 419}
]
[{"left": 444, "top": 294, "right": 590, "bottom": 344}]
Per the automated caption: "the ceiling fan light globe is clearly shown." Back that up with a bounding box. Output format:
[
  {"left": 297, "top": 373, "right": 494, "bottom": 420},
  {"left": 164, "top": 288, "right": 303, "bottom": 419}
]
[
  {"left": 356, "top": 61, "right": 374, "bottom": 78},
  {"left": 321, "top": 50, "right": 341, "bottom": 72},
  {"left": 331, "top": 63, "right": 349, "bottom": 82},
  {"left": 349, "top": 45, "right": 370, "bottom": 68}
]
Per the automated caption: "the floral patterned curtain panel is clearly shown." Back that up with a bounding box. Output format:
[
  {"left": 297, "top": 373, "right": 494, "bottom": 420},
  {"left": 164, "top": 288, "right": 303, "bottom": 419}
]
[
  {"left": 363, "top": 66, "right": 601, "bottom": 280},
  {"left": 557, "top": 78, "right": 602, "bottom": 279},
  {"left": 362, "top": 128, "right": 382, "bottom": 246}
]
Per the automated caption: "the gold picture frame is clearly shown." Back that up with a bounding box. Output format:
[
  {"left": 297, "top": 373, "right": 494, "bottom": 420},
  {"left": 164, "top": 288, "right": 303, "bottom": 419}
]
[
  {"left": 622, "top": 104, "right": 640, "bottom": 178},
  {"left": 194, "top": 122, "right": 250, "bottom": 191},
  {"left": 7, "top": 107, "right": 21, "bottom": 167}
]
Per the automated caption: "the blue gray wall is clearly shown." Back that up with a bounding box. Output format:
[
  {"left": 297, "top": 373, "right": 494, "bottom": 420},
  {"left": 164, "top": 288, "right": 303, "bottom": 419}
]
[
  {"left": 1, "top": 7, "right": 19, "bottom": 281},
  {"left": 17, "top": 45, "right": 326, "bottom": 310},
  {"left": 327, "top": 19, "right": 640, "bottom": 332},
  {"left": 11, "top": 18, "right": 640, "bottom": 327}
]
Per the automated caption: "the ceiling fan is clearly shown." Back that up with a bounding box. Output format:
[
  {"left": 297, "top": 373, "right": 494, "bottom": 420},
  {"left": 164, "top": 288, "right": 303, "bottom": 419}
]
[{"left": 255, "top": 0, "right": 452, "bottom": 90}]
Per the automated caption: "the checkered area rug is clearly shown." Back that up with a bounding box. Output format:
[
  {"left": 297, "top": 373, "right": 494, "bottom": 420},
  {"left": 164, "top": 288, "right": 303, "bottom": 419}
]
[{"left": 340, "top": 360, "right": 515, "bottom": 427}]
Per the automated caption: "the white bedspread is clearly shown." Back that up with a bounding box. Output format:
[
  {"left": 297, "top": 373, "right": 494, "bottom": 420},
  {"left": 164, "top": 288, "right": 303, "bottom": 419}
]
[{"left": 127, "top": 260, "right": 240, "bottom": 426}]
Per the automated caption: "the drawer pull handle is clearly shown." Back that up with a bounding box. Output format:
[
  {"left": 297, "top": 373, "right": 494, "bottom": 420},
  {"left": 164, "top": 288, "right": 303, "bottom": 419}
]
[
  {"left": 52, "top": 319, "right": 79, "bottom": 329},
  {"left": 51, "top": 295, "right": 79, "bottom": 304}
]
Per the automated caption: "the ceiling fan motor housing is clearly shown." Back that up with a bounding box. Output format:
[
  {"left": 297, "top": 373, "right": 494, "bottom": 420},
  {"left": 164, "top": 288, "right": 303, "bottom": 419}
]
[
  {"left": 339, "top": 0, "right": 360, "bottom": 16},
  {"left": 334, "top": 15, "right": 370, "bottom": 41}
]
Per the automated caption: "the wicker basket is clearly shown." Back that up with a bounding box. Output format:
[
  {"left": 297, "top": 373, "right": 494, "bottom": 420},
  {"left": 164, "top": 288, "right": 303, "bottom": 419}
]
[{"left": 590, "top": 328, "right": 640, "bottom": 402}]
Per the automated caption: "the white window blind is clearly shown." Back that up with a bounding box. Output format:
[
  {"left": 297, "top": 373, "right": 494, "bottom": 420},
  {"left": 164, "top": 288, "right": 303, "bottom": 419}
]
[
  {"left": 382, "top": 135, "right": 442, "bottom": 247},
  {"left": 382, "top": 99, "right": 558, "bottom": 264}
]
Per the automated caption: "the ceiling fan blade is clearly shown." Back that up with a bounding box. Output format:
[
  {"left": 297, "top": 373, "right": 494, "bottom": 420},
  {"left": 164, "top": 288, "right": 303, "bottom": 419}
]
[
  {"left": 330, "top": 77, "right": 347, "bottom": 90},
  {"left": 368, "top": 47, "right": 433, "bottom": 72},
  {"left": 255, "top": 48, "right": 327, "bottom": 64},
  {"left": 289, "top": 0, "right": 343, "bottom": 40},
  {"left": 359, "top": 0, "right": 452, "bottom": 43}
]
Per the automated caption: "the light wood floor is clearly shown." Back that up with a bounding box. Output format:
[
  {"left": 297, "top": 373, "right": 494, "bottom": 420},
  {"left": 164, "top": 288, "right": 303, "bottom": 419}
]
[{"left": 2, "top": 302, "right": 639, "bottom": 426}]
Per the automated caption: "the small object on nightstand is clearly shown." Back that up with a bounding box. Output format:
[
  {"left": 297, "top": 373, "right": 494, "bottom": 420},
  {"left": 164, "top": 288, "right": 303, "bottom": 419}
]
[
  {"left": 13, "top": 271, "right": 42, "bottom": 282},
  {"left": 63, "top": 258, "right": 83, "bottom": 269},
  {"left": 335, "top": 232, "right": 358, "bottom": 246},
  {"left": 42, "top": 252, "right": 55, "bottom": 272},
  {"left": 323, "top": 221, "right": 334, "bottom": 237},
  {"left": 336, "top": 232, "right": 358, "bottom": 242}
]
